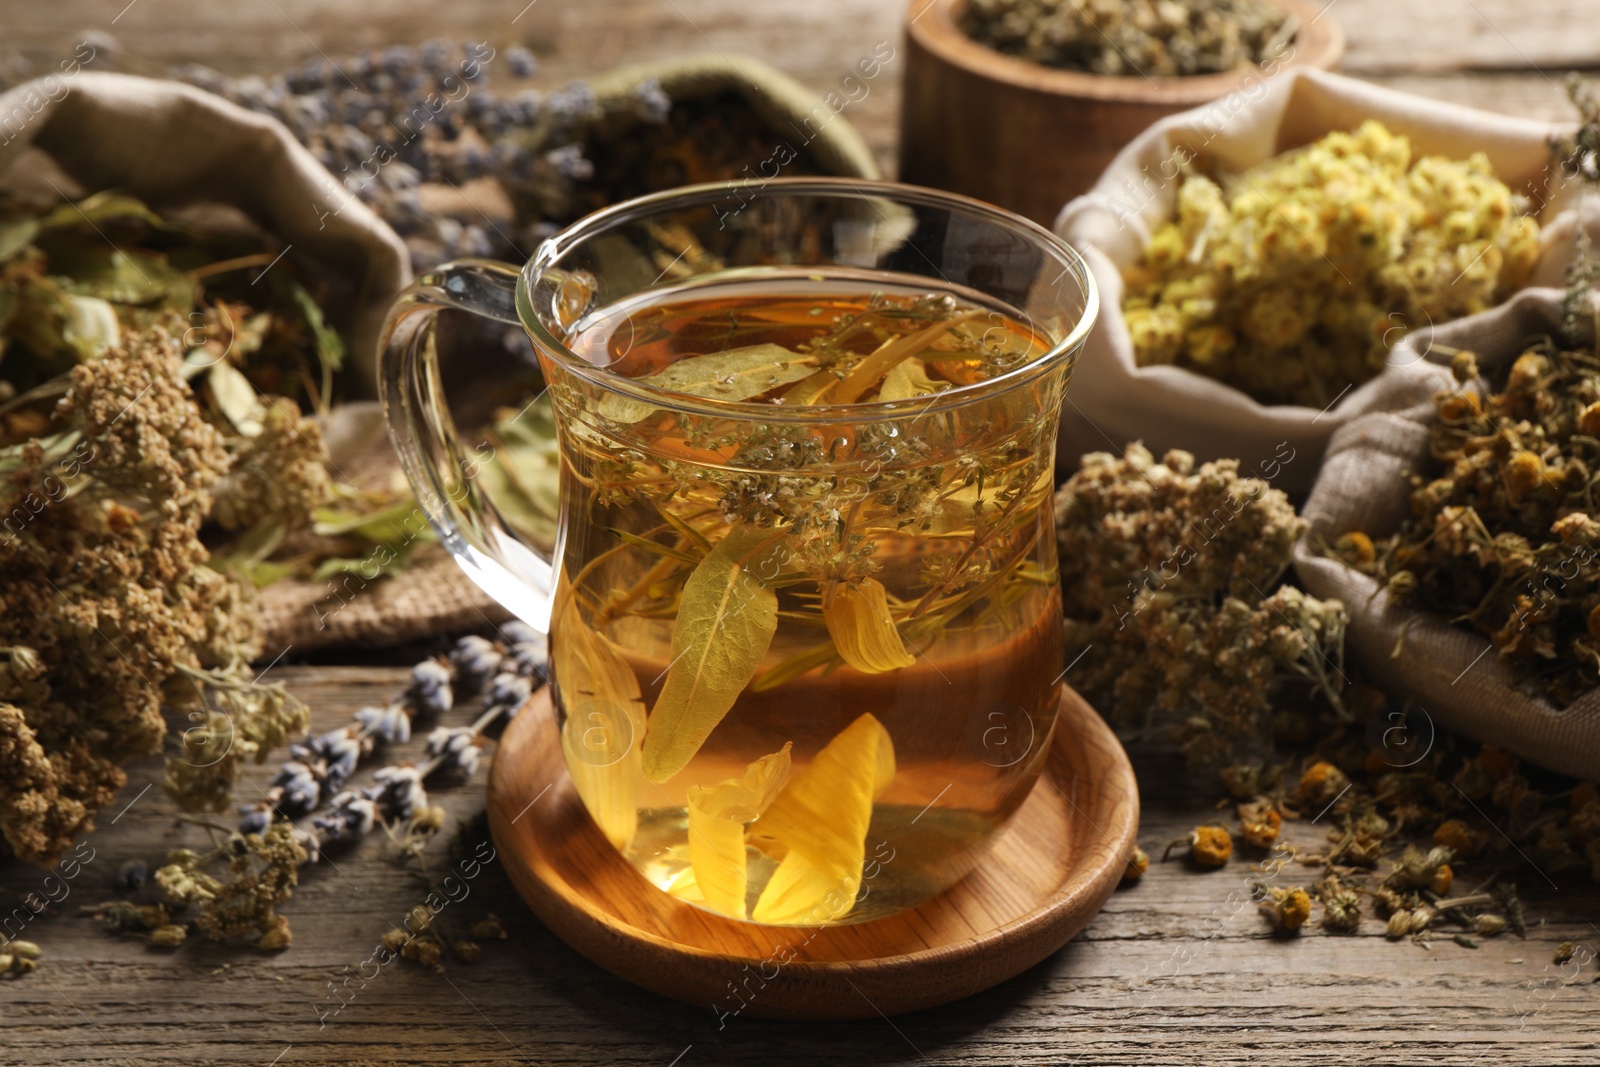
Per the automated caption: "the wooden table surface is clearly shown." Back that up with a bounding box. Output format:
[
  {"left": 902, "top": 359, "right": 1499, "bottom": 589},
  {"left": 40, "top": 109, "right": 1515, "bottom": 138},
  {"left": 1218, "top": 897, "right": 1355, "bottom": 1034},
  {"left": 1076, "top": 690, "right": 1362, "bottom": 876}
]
[{"left": 3, "top": 2, "right": 1599, "bottom": 1064}]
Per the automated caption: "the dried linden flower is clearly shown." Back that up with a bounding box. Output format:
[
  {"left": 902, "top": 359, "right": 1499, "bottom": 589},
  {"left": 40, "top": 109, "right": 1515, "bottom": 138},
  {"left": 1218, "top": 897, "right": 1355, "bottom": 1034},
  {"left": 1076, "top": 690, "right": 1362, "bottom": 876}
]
[{"left": 1122, "top": 120, "right": 1540, "bottom": 407}]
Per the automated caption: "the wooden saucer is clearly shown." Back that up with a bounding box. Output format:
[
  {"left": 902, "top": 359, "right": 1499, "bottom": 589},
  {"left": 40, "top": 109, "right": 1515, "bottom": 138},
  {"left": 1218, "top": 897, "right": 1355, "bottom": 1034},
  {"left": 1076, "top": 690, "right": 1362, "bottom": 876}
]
[{"left": 487, "top": 684, "right": 1139, "bottom": 1020}]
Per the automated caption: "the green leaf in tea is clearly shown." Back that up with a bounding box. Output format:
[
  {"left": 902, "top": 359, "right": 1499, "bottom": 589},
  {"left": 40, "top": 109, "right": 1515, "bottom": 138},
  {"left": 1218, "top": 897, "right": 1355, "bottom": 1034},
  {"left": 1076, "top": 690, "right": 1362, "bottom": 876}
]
[
  {"left": 641, "top": 525, "right": 781, "bottom": 782},
  {"left": 597, "top": 343, "right": 818, "bottom": 423},
  {"left": 877, "top": 357, "right": 949, "bottom": 401}
]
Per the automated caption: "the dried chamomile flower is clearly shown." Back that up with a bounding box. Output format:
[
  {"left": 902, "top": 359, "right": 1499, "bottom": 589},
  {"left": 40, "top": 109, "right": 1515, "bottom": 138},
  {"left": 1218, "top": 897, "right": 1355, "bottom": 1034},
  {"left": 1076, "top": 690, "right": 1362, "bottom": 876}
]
[
  {"left": 1297, "top": 761, "right": 1351, "bottom": 809},
  {"left": 961, "top": 0, "right": 1293, "bottom": 76},
  {"left": 1320, "top": 887, "right": 1364, "bottom": 934},
  {"left": 1165, "top": 824, "right": 1233, "bottom": 868},
  {"left": 1056, "top": 444, "right": 1346, "bottom": 765},
  {"left": 1237, "top": 800, "right": 1281, "bottom": 849},
  {"left": 1256, "top": 885, "right": 1312, "bottom": 933},
  {"left": 1123, "top": 120, "right": 1540, "bottom": 408},
  {"left": 1351, "top": 334, "right": 1600, "bottom": 705},
  {"left": 1122, "top": 845, "right": 1150, "bottom": 883}
]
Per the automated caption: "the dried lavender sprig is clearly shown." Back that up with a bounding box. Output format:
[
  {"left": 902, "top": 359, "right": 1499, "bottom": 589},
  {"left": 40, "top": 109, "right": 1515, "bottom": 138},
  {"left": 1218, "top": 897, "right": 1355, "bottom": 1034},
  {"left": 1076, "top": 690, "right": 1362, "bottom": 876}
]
[{"left": 240, "top": 631, "right": 539, "bottom": 837}]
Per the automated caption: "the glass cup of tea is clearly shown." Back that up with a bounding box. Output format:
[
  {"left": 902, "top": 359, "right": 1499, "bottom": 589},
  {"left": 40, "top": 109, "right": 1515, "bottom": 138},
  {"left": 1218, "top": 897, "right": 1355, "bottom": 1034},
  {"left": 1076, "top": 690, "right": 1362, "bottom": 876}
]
[{"left": 380, "top": 178, "right": 1097, "bottom": 925}]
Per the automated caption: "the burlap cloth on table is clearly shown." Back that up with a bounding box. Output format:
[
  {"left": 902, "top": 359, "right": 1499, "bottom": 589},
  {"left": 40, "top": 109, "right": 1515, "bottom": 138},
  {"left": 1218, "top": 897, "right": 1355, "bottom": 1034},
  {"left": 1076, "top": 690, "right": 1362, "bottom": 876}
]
[
  {"left": 1054, "top": 67, "right": 1583, "bottom": 495},
  {"left": 255, "top": 54, "right": 885, "bottom": 652},
  {"left": 1294, "top": 288, "right": 1600, "bottom": 780}
]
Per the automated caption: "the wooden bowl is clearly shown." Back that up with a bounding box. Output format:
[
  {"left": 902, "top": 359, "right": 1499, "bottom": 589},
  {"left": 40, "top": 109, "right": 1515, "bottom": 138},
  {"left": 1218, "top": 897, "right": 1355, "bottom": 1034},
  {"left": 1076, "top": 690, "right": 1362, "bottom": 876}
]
[
  {"left": 487, "top": 683, "right": 1139, "bottom": 1020},
  {"left": 898, "top": 0, "right": 1345, "bottom": 225}
]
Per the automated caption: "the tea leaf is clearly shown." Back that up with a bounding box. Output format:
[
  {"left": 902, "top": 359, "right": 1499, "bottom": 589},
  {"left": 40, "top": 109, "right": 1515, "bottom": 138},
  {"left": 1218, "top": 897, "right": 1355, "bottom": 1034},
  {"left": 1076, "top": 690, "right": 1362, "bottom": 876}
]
[
  {"left": 0, "top": 218, "right": 39, "bottom": 265},
  {"left": 828, "top": 312, "right": 977, "bottom": 405},
  {"left": 597, "top": 343, "right": 818, "bottom": 423},
  {"left": 686, "top": 743, "right": 792, "bottom": 918},
  {"left": 877, "top": 358, "right": 949, "bottom": 402},
  {"left": 641, "top": 526, "right": 781, "bottom": 782},
  {"left": 554, "top": 588, "right": 648, "bottom": 850},
  {"left": 823, "top": 578, "right": 915, "bottom": 673},
  {"left": 748, "top": 713, "right": 895, "bottom": 924},
  {"left": 208, "top": 361, "right": 266, "bottom": 436}
]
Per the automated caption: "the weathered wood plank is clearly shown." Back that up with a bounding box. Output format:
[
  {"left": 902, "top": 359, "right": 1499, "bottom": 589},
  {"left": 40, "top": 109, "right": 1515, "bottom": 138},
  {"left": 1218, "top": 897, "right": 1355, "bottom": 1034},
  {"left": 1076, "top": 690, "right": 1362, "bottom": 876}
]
[{"left": 2, "top": 666, "right": 1595, "bottom": 1066}]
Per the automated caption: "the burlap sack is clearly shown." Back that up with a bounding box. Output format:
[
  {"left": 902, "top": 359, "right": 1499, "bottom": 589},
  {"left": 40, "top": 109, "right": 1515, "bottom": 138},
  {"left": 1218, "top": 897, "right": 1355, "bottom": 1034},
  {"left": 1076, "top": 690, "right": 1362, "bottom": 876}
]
[
  {"left": 255, "top": 56, "right": 885, "bottom": 652},
  {"left": 0, "top": 71, "right": 410, "bottom": 371},
  {"left": 1294, "top": 288, "right": 1600, "bottom": 779},
  {"left": 1054, "top": 67, "right": 1581, "bottom": 495}
]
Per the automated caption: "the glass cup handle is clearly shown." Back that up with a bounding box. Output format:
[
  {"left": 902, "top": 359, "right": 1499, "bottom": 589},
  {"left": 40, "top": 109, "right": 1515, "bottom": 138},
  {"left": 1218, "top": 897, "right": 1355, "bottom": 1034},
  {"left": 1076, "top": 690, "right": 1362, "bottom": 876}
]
[{"left": 378, "top": 258, "right": 556, "bottom": 631}]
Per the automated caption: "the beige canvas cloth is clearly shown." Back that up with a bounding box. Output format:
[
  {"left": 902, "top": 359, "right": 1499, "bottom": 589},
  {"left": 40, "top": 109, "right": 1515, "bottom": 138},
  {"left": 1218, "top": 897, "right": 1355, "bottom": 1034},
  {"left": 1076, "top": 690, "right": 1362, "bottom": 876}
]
[
  {"left": 0, "top": 71, "right": 412, "bottom": 374},
  {"left": 1054, "top": 67, "right": 1580, "bottom": 494},
  {"left": 1294, "top": 288, "right": 1600, "bottom": 779}
]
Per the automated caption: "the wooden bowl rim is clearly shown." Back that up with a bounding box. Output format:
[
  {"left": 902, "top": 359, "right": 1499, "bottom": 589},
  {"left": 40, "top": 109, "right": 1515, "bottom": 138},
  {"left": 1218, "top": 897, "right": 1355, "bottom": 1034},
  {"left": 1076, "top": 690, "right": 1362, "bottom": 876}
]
[
  {"left": 488, "top": 683, "right": 1139, "bottom": 989},
  {"left": 907, "top": 0, "right": 1345, "bottom": 105}
]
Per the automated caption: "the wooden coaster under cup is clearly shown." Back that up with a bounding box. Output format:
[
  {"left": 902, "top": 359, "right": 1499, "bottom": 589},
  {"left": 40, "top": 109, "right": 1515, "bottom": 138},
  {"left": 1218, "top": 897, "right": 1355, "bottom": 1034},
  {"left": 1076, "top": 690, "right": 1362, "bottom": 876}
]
[{"left": 487, "top": 683, "right": 1139, "bottom": 1020}]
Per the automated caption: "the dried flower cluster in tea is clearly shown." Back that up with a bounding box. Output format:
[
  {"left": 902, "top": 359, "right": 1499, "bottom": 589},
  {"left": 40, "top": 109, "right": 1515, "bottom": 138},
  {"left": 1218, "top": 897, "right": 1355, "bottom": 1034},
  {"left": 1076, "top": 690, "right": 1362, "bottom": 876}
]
[
  {"left": 1123, "top": 120, "right": 1541, "bottom": 407},
  {"left": 544, "top": 284, "right": 1067, "bottom": 924},
  {"left": 960, "top": 0, "right": 1294, "bottom": 77}
]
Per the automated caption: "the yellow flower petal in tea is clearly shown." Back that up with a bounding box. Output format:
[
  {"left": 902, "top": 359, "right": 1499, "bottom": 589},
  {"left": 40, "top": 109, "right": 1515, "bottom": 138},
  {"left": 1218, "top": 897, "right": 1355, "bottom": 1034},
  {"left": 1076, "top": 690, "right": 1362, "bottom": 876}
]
[
  {"left": 823, "top": 578, "right": 915, "bottom": 674},
  {"left": 666, "top": 865, "right": 703, "bottom": 903},
  {"left": 554, "top": 588, "right": 647, "bottom": 850},
  {"left": 749, "top": 714, "right": 895, "bottom": 925},
  {"left": 642, "top": 527, "right": 781, "bottom": 783},
  {"left": 597, "top": 343, "right": 819, "bottom": 423},
  {"left": 686, "top": 743, "right": 792, "bottom": 918}
]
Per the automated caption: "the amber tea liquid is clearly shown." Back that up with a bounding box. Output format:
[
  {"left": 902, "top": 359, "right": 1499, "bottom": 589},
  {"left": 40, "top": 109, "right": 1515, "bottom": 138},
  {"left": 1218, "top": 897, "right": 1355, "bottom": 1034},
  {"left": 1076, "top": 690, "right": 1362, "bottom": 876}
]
[{"left": 542, "top": 270, "right": 1066, "bottom": 925}]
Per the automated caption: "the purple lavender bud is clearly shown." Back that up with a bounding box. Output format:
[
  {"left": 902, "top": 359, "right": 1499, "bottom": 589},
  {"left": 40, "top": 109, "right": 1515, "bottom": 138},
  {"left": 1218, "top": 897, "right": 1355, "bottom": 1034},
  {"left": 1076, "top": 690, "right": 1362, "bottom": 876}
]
[
  {"left": 485, "top": 672, "right": 533, "bottom": 713},
  {"left": 238, "top": 804, "right": 275, "bottom": 836},
  {"left": 355, "top": 703, "right": 411, "bottom": 745},
  {"left": 632, "top": 77, "right": 671, "bottom": 124},
  {"left": 313, "top": 791, "right": 377, "bottom": 842},
  {"left": 450, "top": 635, "right": 503, "bottom": 691},
  {"left": 271, "top": 761, "right": 322, "bottom": 817},
  {"left": 424, "top": 726, "right": 482, "bottom": 777},
  {"left": 499, "top": 620, "right": 542, "bottom": 646},
  {"left": 369, "top": 766, "right": 428, "bottom": 822},
  {"left": 408, "top": 659, "right": 454, "bottom": 717},
  {"left": 114, "top": 860, "right": 147, "bottom": 891}
]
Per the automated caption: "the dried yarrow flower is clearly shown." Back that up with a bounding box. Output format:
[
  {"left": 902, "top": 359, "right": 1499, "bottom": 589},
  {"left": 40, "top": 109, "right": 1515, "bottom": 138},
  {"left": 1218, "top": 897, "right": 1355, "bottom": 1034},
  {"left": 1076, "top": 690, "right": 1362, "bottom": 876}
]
[{"left": 1055, "top": 444, "right": 1346, "bottom": 765}]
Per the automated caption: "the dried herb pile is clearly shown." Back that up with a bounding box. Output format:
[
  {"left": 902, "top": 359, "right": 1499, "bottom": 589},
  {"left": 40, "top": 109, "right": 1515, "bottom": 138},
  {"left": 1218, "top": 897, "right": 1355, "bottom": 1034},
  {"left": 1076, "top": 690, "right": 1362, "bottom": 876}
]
[
  {"left": 1122, "top": 120, "right": 1541, "bottom": 408},
  {"left": 171, "top": 42, "right": 826, "bottom": 276},
  {"left": 1055, "top": 443, "right": 1346, "bottom": 765},
  {"left": 1330, "top": 80, "right": 1600, "bottom": 709},
  {"left": 0, "top": 193, "right": 353, "bottom": 864},
  {"left": 960, "top": 0, "right": 1295, "bottom": 77}
]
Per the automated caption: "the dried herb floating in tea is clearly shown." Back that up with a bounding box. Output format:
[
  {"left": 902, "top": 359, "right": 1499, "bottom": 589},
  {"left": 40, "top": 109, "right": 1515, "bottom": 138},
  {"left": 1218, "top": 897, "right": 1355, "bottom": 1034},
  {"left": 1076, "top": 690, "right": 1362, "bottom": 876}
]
[
  {"left": 1122, "top": 121, "right": 1541, "bottom": 408},
  {"left": 960, "top": 0, "right": 1295, "bottom": 76}
]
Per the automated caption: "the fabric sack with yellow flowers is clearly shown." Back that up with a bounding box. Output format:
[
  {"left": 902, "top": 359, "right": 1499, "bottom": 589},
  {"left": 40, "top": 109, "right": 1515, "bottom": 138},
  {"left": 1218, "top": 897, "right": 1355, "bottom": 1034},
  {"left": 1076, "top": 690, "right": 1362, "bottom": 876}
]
[
  {"left": 1054, "top": 67, "right": 1584, "bottom": 494},
  {"left": 1295, "top": 285, "right": 1600, "bottom": 780}
]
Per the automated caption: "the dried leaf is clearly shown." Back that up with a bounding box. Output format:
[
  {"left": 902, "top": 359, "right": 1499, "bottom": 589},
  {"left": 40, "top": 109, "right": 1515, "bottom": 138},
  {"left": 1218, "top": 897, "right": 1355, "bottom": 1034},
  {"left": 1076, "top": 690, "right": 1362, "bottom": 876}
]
[
  {"left": 0, "top": 218, "right": 39, "bottom": 265},
  {"left": 877, "top": 358, "right": 948, "bottom": 401},
  {"left": 207, "top": 361, "right": 266, "bottom": 436},
  {"left": 641, "top": 526, "right": 780, "bottom": 783},
  {"left": 823, "top": 578, "right": 915, "bottom": 673},
  {"left": 685, "top": 743, "right": 792, "bottom": 918},
  {"left": 60, "top": 294, "right": 119, "bottom": 361},
  {"left": 827, "top": 313, "right": 977, "bottom": 405},
  {"left": 554, "top": 587, "right": 647, "bottom": 850},
  {"left": 597, "top": 343, "right": 817, "bottom": 423},
  {"left": 748, "top": 713, "right": 895, "bottom": 924}
]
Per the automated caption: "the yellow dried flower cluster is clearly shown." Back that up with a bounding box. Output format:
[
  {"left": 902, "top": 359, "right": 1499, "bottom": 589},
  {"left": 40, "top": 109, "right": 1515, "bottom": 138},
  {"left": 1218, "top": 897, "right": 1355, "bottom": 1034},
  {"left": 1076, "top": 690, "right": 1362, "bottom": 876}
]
[{"left": 1123, "top": 120, "right": 1542, "bottom": 407}]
